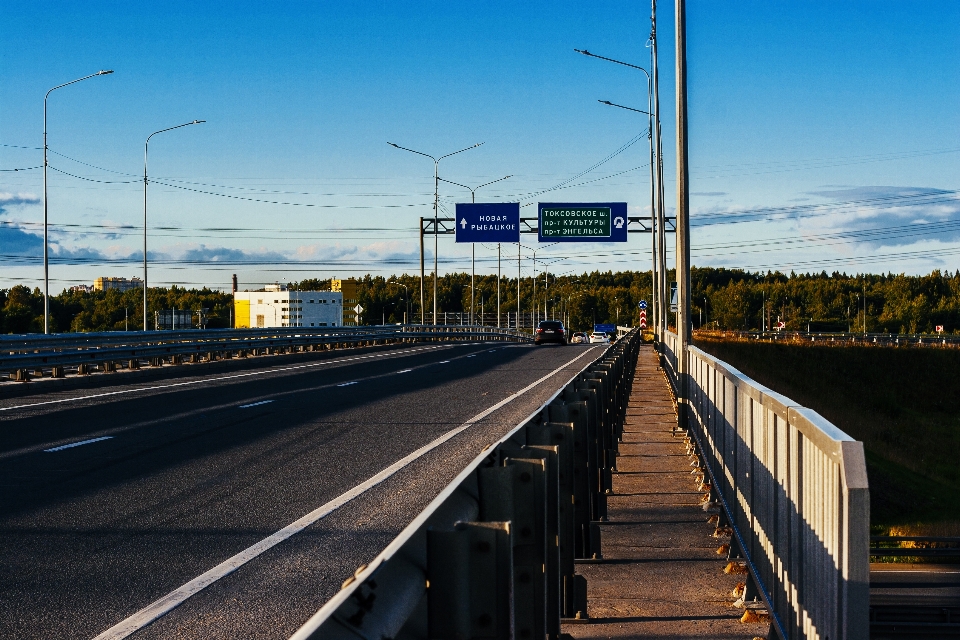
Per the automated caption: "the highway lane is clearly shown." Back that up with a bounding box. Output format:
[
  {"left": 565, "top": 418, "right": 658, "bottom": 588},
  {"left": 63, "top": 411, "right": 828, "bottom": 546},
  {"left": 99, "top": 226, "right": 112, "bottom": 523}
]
[{"left": 0, "top": 341, "right": 602, "bottom": 639}]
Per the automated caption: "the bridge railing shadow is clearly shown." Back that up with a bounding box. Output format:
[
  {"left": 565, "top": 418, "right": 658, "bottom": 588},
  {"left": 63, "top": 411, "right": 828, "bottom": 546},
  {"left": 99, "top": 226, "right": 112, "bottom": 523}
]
[{"left": 661, "top": 330, "right": 870, "bottom": 640}]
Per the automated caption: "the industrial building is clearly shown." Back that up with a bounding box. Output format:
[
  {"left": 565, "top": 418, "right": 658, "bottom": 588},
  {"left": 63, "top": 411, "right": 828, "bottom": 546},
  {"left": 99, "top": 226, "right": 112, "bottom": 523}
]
[
  {"left": 94, "top": 277, "right": 143, "bottom": 292},
  {"left": 233, "top": 284, "right": 343, "bottom": 328}
]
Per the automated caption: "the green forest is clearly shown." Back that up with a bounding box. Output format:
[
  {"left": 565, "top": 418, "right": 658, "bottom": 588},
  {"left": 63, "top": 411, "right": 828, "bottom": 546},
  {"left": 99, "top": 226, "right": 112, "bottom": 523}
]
[{"left": 1, "top": 267, "right": 958, "bottom": 334}]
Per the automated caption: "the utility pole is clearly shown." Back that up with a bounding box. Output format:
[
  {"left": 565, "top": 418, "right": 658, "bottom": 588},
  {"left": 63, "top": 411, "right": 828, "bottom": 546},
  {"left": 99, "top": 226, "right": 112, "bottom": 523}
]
[
  {"left": 497, "top": 243, "right": 501, "bottom": 327},
  {"left": 517, "top": 243, "right": 521, "bottom": 330},
  {"left": 420, "top": 216, "right": 425, "bottom": 324},
  {"left": 651, "top": 0, "right": 668, "bottom": 340},
  {"left": 674, "top": 0, "right": 692, "bottom": 428}
]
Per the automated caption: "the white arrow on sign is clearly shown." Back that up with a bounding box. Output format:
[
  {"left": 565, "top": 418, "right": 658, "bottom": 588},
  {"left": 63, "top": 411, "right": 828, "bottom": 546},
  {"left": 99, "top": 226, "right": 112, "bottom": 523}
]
[
  {"left": 353, "top": 304, "right": 364, "bottom": 315},
  {"left": 460, "top": 218, "right": 467, "bottom": 229}
]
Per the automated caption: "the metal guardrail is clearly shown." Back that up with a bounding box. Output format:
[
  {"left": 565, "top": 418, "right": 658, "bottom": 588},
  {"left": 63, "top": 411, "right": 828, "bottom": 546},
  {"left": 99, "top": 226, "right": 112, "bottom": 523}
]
[
  {"left": 288, "top": 330, "right": 641, "bottom": 640},
  {"left": 661, "top": 330, "right": 870, "bottom": 640},
  {"left": 698, "top": 329, "right": 960, "bottom": 348},
  {"left": 1, "top": 325, "right": 532, "bottom": 381}
]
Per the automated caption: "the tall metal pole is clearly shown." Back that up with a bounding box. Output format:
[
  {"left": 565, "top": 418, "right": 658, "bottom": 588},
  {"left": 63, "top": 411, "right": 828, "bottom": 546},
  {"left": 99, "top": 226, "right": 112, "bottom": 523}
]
[
  {"left": 652, "top": 0, "right": 668, "bottom": 339},
  {"left": 143, "top": 120, "right": 204, "bottom": 332},
  {"left": 419, "top": 217, "right": 425, "bottom": 323},
  {"left": 433, "top": 160, "right": 439, "bottom": 325},
  {"left": 675, "top": 0, "right": 692, "bottom": 426},
  {"left": 517, "top": 243, "right": 521, "bottom": 330},
  {"left": 42, "top": 70, "right": 113, "bottom": 334},
  {"left": 388, "top": 142, "right": 482, "bottom": 326},
  {"left": 497, "top": 243, "right": 501, "bottom": 327}
]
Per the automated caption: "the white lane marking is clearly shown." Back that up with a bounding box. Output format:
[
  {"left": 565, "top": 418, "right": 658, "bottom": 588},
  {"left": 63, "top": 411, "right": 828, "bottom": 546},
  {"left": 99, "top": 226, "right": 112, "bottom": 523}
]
[
  {"left": 238, "top": 400, "right": 273, "bottom": 409},
  {"left": 1, "top": 345, "right": 452, "bottom": 413},
  {"left": 466, "top": 354, "right": 477, "bottom": 358},
  {"left": 396, "top": 369, "right": 412, "bottom": 373},
  {"left": 91, "top": 346, "right": 598, "bottom": 640},
  {"left": 336, "top": 381, "right": 357, "bottom": 387},
  {"left": 44, "top": 436, "right": 113, "bottom": 452},
  {"left": 439, "top": 360, "right": 450, "bottom": 363}
]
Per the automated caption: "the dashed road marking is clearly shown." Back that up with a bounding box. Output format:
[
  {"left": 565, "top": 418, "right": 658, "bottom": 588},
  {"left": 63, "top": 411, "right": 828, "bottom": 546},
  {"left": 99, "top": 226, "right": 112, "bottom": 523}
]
[
  {"left": 238, "top": 400, "right": 273, "bottom": 409},
  {"left": 44, "top": 437, "right": 113, "bottom": 452},
  {"left": 337, "top": 381, "right": 357, "bottom": 387}
]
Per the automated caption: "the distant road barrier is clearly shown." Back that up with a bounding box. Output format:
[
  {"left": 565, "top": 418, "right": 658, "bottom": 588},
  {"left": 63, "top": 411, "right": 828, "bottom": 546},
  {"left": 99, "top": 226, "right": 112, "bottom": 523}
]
[
  {"left": 289, "top": 331, "right": 640, "bottom": 640},
  {"left": 662, "top": 330, "right": 869, "bottom": 640},
  {"left": 697, "top": 328, "right": 960, "bottom": 348},
  {"left": 1, "top": 325, "right": 532, "bottom": 382}
]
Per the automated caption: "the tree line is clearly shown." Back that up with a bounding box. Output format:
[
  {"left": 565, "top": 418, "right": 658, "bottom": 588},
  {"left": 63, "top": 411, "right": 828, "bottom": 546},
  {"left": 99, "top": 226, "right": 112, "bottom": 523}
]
[{"left": 1, "top": 267, "right": 957, "bottom": 334}]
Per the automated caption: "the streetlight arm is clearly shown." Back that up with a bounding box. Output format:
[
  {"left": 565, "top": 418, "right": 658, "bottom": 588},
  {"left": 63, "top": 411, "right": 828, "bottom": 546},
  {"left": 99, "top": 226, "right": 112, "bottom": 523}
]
[
  {"left": 438, "top": 142, "right": 484, "bottom": 162},
  {"left": 438, "top": 177, "right": 474, "bottom": 194},
  {"left": 475, "top": 175, "right": 512, "bottom": 191},
  {"left": 146, "top": 120, "right": 206, "bottom": 146},
  {"left": 387, "top": 142, "right": 437, "bottom": 163},
  {"left": 45, "top": 70, "right": 114, "bottom": 101},
  {"left": 574, "top": 49, "right": 649, "bottom": 79},
  {"left": 599, "top": 100, "right": 652, "bottom": 116}
]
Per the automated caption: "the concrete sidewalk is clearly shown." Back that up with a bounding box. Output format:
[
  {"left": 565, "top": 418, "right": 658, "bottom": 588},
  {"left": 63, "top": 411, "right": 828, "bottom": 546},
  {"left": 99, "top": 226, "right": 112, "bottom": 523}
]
[{"left": 562, "top": 344, "right": 767, "bottom": 640}]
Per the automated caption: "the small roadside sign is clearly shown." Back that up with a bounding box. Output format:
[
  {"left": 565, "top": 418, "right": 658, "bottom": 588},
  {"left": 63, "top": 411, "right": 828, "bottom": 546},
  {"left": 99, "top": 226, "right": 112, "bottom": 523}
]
[
  {"left": 936, "top": 325, "right": 944, "bottom": 333},
  {"left": 538, "top": 202, "right": 628, "bottom": 242},
  {"left": 638, "top": 300, "right": 647, "bottom": 309},
  {"left": 455, "top": 203, "right": 520, "bottom": 243},
  {"left": 353, "top": 304, "right": 364, "bottom": 315},
  {"left": 777, "top": 321, "right": 786, "bottom": 330}
]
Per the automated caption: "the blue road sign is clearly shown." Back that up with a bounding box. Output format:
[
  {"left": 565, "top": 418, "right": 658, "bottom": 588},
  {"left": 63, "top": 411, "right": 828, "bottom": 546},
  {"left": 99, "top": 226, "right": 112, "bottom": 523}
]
[
  {"left": 455, "top": 203, "right": 520, "bottom": 243},
  {"left": 638, "top": 300, "right": 647, "bottom": 309},
  {"left": 594, "top": 323, "right": 616, "bottom": 334},
  {"left": 538, "top": 202, "right": 628, "bottom": 242}
]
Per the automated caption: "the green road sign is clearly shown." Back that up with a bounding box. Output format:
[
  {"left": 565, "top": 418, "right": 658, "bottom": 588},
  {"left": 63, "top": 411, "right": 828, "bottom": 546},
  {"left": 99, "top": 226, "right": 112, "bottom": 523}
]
[{"left": 537, "top": 202, "right": 627, "bottom": 242}]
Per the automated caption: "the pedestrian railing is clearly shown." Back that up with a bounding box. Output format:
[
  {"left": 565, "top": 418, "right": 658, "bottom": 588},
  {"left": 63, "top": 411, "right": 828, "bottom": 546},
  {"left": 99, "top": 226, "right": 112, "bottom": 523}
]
[
  {"left": 661, "top": 330, "right": 870, "bottom": 640},
  {"left": 1, "top": 325, "right": 531, "bottom": 381},
  {"left": 288, "top": 331, "right": 641, "bottom": 640}
]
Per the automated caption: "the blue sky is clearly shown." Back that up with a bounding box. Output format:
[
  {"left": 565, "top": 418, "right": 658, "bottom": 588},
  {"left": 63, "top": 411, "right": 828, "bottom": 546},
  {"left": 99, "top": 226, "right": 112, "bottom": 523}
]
[{"left": 2, "top": 1, "right": 958, "bottom": 291}]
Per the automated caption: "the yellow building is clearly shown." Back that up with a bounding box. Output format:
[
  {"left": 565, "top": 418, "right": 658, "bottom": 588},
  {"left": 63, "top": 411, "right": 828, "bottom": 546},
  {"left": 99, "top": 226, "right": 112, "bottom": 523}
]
[
  {"left": 331, "top": 278, "right": 358, "bottom": 325},
  {"left": 94, "top": 276, "right": 143, "bottom": 292}
]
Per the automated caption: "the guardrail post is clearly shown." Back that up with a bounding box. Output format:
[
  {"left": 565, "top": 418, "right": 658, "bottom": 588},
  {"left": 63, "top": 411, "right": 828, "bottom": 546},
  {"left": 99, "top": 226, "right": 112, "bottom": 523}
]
[
  {"left": 478, "top": 456, "right": 549, "bottom": 640},
  {"left": 77, "top": 363, "right": 90, "bottom": 375},
  {"left": 427, "top": 522, "right": 513, "bottom": 639},
  {"left": 499, "top": 444, "right": 562, "bottom": 638},
  {"left": 51, "top": 366, "right": 64, "bottom": 378}
]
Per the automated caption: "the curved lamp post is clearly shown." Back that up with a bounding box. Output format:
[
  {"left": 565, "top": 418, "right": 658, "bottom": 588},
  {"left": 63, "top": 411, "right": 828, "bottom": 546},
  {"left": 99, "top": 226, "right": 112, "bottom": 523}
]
[
  {"left": 387, "top": 141, "right": 483, "bottom": 325},
  {"left": 388, "top": 280, "right": 409, "bottom": 324},
  {"left": 143, "top": 120, "right": 205, "bottom": 331},
  {"left": 438, "top": 175, "right": 511, "bottom": 325},
  {"left": 576, "top": 48, "right": 666, "bottom": 338},
  {"left": 43, "top": 69, "right": 114, "bottom": 333}
]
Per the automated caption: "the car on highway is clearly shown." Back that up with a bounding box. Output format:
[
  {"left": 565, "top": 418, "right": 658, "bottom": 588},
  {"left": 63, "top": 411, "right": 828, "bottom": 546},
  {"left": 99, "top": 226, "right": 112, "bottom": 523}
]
[
  {"left": 570, "top": 331, "right": 587, "bottom": 344},
  {"left": 534, "top": 320, "right": 567, "bottom": 345},
  {"left": 589, "top": 332, "right": 610, "bottom": 344}
]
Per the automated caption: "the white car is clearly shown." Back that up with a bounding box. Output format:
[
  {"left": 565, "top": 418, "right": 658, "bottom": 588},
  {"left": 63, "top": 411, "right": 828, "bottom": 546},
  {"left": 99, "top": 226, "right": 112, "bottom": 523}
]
[{"left": 589, "top": 332, "right": 610, "bottom": 344}]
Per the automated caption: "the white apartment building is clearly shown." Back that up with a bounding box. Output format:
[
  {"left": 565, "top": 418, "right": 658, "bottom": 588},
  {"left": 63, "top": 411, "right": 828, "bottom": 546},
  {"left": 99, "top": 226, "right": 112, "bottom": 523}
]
[{"left": 234, "top": 286, "right": 343, "bottom": 328}]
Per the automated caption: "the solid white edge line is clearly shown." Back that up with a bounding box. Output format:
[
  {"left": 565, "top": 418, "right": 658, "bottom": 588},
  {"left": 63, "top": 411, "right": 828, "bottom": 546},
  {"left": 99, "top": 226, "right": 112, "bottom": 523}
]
[
  {"left": 91, "top": 347, "right": 597, "bottom": 640},
  {"left": 44, "top": 436, "right": 113, "bottom": 452},
  {"left": 1, "top": 345, "right": 452, "bottom": 413},
  {"left": 288, "top": 345, "right": 601, "bottom": 639}
]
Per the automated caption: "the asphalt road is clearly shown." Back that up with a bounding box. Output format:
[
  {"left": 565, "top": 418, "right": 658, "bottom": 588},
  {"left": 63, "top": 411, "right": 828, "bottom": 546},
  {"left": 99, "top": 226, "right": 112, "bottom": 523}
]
[{"left": 0, "top": 340, "right": 602, "bottom": 639}]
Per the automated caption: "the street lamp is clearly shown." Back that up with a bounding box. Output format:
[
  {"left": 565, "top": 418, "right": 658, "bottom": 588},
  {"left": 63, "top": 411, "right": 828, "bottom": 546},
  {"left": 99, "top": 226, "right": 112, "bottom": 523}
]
[
  {"left": 576, "top": 48, "right": 666, "bottom": 339},
  {"left": 388, "top": 280, "right": 409, "bottom": 324},
  {"left": 439, "top": 175, "right": 511, "bottom": 325},
  {"left": 43, "top": 69, "right": 114, "bottom": 334},
  {"left": 388, "top": 141, "right": 483, "bottom": 325},
  {"left": 143, "top": 120, "right": 205, "bottom": 331}
]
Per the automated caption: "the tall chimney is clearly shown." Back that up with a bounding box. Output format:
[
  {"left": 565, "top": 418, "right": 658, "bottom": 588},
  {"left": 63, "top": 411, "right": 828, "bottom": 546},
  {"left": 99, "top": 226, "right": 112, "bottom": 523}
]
[{"left": 232, "top": 274, "right": 238, "bottom": 294}]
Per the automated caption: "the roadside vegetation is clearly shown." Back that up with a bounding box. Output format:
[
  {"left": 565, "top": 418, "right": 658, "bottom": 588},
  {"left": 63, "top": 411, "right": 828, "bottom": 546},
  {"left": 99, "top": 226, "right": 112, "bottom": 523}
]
[
  {"left": 693, "top": 335, "right": 960, "bottom": 535},
  {"left": 4, "top": 267, "right": 957, "bottom": 335}
]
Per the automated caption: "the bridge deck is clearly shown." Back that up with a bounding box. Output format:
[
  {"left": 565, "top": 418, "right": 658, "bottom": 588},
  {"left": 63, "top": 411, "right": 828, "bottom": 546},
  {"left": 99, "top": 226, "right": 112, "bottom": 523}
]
[{"left": 563, "top": 343, "right": 768, "bottom": 639}]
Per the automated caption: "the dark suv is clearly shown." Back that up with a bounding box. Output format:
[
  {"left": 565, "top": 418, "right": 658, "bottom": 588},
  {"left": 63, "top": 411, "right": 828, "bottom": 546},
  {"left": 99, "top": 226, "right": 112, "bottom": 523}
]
[{"left": 534, "top": 320, "right": 566, "bottom": 345}]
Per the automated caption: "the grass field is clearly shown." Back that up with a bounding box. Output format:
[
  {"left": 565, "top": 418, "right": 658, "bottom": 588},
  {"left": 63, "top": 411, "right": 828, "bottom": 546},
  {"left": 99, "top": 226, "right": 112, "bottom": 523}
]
[{"left": 692, "top": 336, "right": 960, "bottom": 534}]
